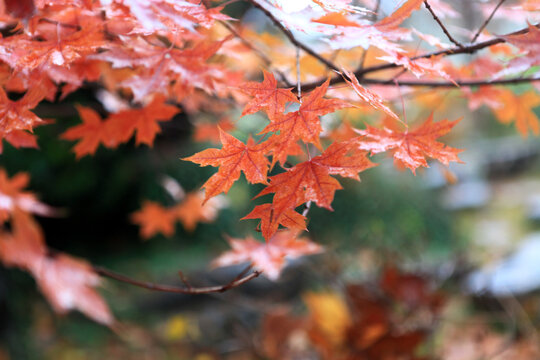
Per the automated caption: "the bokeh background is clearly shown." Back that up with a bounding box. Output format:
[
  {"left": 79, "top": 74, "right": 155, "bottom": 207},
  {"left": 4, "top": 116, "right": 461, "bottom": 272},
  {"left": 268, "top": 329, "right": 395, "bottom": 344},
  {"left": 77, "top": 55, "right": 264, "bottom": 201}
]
[{"left": 1, "top": 1, "right": 540, "bottom": 359}]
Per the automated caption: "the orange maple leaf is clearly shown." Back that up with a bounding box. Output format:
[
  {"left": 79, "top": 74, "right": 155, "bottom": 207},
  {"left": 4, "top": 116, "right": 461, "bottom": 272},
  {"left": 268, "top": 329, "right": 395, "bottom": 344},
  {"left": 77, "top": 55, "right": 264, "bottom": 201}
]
[
  {"left": 312, "top": 12, "right": 361, "bottom": 27},
  {"left": 502, "top": 23, "right": 540, "bottom": 70},
  {"left": 212, "top": 230, "right": 323, "bottom": 280},
  {"left": 131, "top": 201, "right": 177, "bottom": 239},
  {"left": 241, "top": 69, "right": 298, "bottom": 120},
  {"left": 107, "top": 94, "right": 180, "bottom": 146},
  {"left": 262, "top": 79, "right": 351, "bottom": 165},
  {"left": 174, "top": 191, "right": 222, "bottom": 232},
  {"left": 0, "top": 211, "right": 113, "bottom": 325},
  {"left": 184, "top": 129, "right": 272, "bottom": 202},
  {"left": 375, "top": 0, "right": 424, "bottom": 32},
  {"left": 341, "top": 68, "right": 399, "bottom": 120},
  {"left": 1, "top": 25, "right": 105, "bottom": 71},
  {"left": 0, "top": 86, "right": 46, "bottom": 135},
  {"left": 193, "top": 117, "right": 235, "bottom": 144},
  {"left": 61, "top": 106, "right": 109, "bottom": 159},
  {"left": 356, "top": 114, "right": 463, "bottom": 174},
  {"left": 253, "top": 142, "right": 375, "bottom": 240},
  {"left": 0, "top": 129, "right": 38, "bottom": 153},
  {"left": 242, "top": 203, "right": 306, "bottom": 242},
  {"left": 0, "top": 169, "right": 53, "bottom": 221},
  {"left": 492, "top": 90, "right": 540, "bottom": 137}
]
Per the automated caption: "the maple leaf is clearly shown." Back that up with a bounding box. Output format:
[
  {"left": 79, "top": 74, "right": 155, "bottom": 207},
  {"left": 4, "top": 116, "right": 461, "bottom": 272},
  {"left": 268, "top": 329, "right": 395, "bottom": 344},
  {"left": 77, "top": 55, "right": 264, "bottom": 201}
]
[
  {"left": 174, "top": 191, "right": 222, "bottom": 232},
  {"left": 184, "top": 129, "right": 272, "bottom": 202},
  {"left": 116, "top": 0, "right": 230, "bottom": 33},
  {"left": 36, "top": 253, "right": 114, "bottom": 325},
  {"left": 0, "top": 211, "right": 113, "bottom": 325},
  {"left": 492, "top": 90, "right": 540, "bottom": 137},
  {"left": 374, "top": 0, "right": 424, "bottom": 32},
  {"left": 241, "top": 69, "right": 298, "bottom": 120},
  {"left": 262, "top": 79, "right": 351, "bottom": 165},
  {"left": 242, "top": 203, "right": 306, "bottom": 241},
  {"left": 377, "top": 52, "right": 453, "bottom": 80},
  {"left": 94, "top": 38, "right": 231, "bottom": 102},
  {"left": 0, "top": 129, "right": 38, "bottom": 153},
  {"left": 107, "top": 94, "right": 180, "bottom": 146},
  {"left": 312, "top": 12, "right": 361, "bottom": 27},
  {"left": 0, "top": 86, "right": 47, "bottom": 135},
  {"left": 0, "top": 25, "right": 105, "bottom": 71},
  {"left": 501, "top": 23, "right": 540, "bottom": 74},
  {"left": 356, "top": 114, "right": 463, "bottom": 174},
  {"left": 341, "top": 68, "right": 399, "bottom": 120},
  {"left": 212, "top": 230, "right": 323, "bottom": 280},
  {"left": 193, "top": 117, "right": 235, "bottom": 143},
  {"left": 131, "top": 201, "right": 177, "bottom": 239},
  {"left": 0, "top": 169, "right": 54, "bottom": 222},
  {"left": 253, "top": 142, "right": 375, "bottom": 239},
  {"left": 61, "top": 106, "right": 109, "bottom": 158}
]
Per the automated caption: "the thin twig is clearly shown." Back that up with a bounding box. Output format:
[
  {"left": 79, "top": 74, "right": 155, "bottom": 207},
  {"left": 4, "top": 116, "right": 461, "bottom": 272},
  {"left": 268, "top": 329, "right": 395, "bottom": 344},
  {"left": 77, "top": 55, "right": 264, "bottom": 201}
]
[
  {"left": 299, "top": 23, "right": 539, "bottom": 92},
  {"left": 362, "top": 76, "right": 540, "bottom": 87},
  {"left": 296, "top": 47, "right": 302, "bottom": 100},
  {"left": 372, "top": 0, "right": 381, "bottom": 21},
  {"left": 471, "top": 0, "right": 507, "bottom": 43},
  {"left": 247, "top": 0, "right": 340, "bottom": 72},
  {"left": 95, "top": 266, "right": 262, "bottom": 294},
  {"left": 220, "top": 20, "right": 294, "bottom": 87},
  {"left": 423, "top": 0, "right": 464, "bottom": 48}
]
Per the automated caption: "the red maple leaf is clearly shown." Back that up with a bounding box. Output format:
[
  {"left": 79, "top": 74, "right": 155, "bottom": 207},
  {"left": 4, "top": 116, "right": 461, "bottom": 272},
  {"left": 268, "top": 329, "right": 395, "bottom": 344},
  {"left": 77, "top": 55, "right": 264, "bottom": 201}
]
[
  {"left": 184, "top": 129, "right": 272, "bottom": 202},
  {"left": 240, "top": 69, "right": 298, "bottom": 120},
  {"left": 356, "top": 114, "right": 463, "bottom": 174},
  {"left": 212, "top": 230, "right": 323, "bottom": 280},
  {"left": 0, "top": 129, "right": 38, "bottom": 153},
  {"left": 174, "top": 191, "right": 222, "bottom": 232},
  {"left": 262, "top": 79, "right": 351, "bottom": 165},
  {"left": 61, "top": 106, "right": 109, "bottom": 159},
  {"left": 1, "top": 25, "right": 105, "bottom": 71},
  {"left": 0, "top": 86, "right": 47, "bottom": 135},
  {"left": 341, "top": 68, "right": 399, "bottom": 120},
  {"left": 252, "top": 141, "right": 375, "bottom": 240},
  {"left": 0, "top": 169, "right": 54, "bottom": 222},
  {"left": 374, "top": 0, "right": 424, "bottom": 32},
  {"left": 131, "top": 201, "right": 177, "bottom": 239},
  {"left": 242, "top": 203, "right": 306, "bottom": 242},
  {"left": 106, "top": 94, "right": 180, "bottom": 146},
  {"left": 502, "top": 23, "right": 540, "bottom": 73},
  {"left": 0, "top": 211, "right": 113, "bottom": 325},
  {"left": 193, "top": 117, "right": 235, "bottom": 144}
]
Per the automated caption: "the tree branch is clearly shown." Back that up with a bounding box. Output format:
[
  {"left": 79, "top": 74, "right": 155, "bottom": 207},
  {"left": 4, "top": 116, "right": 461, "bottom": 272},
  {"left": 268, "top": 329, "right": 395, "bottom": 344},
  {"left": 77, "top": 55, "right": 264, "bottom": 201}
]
[
  {"left": 423, "top": 0, "right": 463, "bottom": 48},
  {"left": 94, "top": 265, "right": 262, "bottom": 294},
  {"left": 299, "top": 23, "right": 539, "bottom": 92},
  {"left": 471, "top": 0, "right": 507, "bottom": 43},
  {"left": 363, "top": 76, "right": 540, "bottom": 87},
  {"left": 247, "top": 0, "right": 340, "bottom": 72}
]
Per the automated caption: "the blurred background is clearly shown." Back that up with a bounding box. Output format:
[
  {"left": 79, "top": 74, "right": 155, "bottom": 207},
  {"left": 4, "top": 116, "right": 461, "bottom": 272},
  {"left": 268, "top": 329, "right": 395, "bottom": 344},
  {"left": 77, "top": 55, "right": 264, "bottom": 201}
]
[{"left": 1, "top": 0, "right": 540, "bottom": 359}]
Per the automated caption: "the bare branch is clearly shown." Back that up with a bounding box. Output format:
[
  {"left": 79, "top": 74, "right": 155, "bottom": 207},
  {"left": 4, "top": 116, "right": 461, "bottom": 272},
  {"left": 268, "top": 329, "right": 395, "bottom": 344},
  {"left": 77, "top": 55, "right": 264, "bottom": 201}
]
[
  {"left": 423, "top": 0, "right": 464, "bottom": 48},
  {"left": 247, "top": 0, "right": 340, "bottom": 72},
  {"left": 471, "top": 0, "right": 507, "bottom": 43},
  {"left": 296, "top": 47, "right": 302, "bottom": 100},
  {"left": 95, "top": 266, "right": 262, "bottom": 294},
  {"left": 299, "top": 23, "right": 539, "bottom": 92},
  {"left": 363, "top": 76, "right": 540, "bottom": 87}
]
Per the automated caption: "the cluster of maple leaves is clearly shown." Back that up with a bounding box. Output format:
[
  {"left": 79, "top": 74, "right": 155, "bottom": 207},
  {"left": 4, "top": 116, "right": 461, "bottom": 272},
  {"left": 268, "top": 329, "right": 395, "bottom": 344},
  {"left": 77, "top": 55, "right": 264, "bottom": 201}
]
[{"left": 0, "top": 0, "right": 538, "bottom": 326}]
